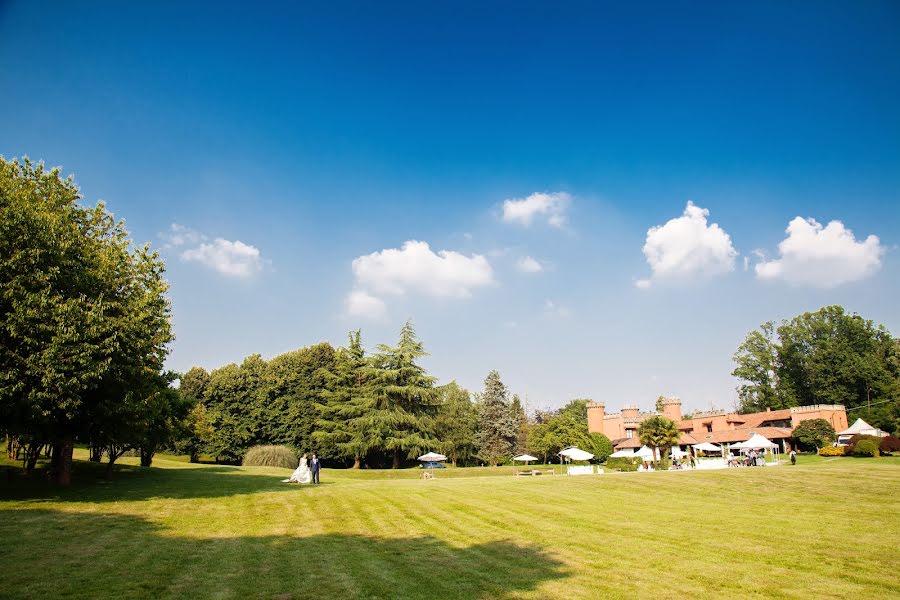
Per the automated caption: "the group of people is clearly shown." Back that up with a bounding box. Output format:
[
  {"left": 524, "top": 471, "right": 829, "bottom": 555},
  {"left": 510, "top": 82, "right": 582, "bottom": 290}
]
[
  {"left": 283, "top": 453, "right": 322, "bottom": 484},
  {"left": 727, "top": 449, "right": 767, "bottom": 467}
]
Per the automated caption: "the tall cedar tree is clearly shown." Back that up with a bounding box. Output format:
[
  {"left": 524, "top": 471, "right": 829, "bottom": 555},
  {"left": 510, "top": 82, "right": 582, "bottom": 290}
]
[
  {"left": 357, "top": 321, "right": 439, "bottom": 468},
  {"left": 315, "top": 331, "right": 370, "bottom": 467},
  {"left": 475, "top": 370, "right": 518, "bottom": 466}
]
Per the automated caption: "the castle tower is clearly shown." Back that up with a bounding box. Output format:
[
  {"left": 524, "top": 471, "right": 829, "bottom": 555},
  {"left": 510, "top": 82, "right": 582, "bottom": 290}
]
[
  {"left": 662, "top": 397, "right": 682, "bottom": 422},
  {"left": 586, "top": 401, "right": 605, "bottom": 434},
  {"left": 622, "top": 404, "right": 639, "bottom": 418}
]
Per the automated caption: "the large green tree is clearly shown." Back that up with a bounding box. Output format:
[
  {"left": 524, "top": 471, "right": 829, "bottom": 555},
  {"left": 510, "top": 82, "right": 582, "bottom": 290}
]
[
  {"left": 0, "top": 158, "right": 173, "bottom": 484},
  {"left": 733, "top": 307, "right": 900, "bottom": 429},
  {"left": 434, "top": 382, "right": 478, "bottom": 466},
  {"left": 356, "top": 321, "right": 438, "bottom": 468},
  {"left": 475, "top": 370, "right": 518, "bottom": 466}
]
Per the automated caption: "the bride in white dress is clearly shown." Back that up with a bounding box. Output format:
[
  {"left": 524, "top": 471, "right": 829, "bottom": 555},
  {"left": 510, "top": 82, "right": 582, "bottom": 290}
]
[{"left": 283, "top": 454, "right": 312, "bottom": 484}]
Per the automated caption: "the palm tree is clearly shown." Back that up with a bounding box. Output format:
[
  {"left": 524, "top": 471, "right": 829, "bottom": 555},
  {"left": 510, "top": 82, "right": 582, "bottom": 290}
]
[{"left": 638, "top": 415, "right": 682, "bottom": 468}]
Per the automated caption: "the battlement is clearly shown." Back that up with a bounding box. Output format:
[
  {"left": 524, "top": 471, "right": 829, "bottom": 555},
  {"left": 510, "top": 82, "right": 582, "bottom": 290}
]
[{"left": 790, "top": 404, "right": 845, "bottom": 413}]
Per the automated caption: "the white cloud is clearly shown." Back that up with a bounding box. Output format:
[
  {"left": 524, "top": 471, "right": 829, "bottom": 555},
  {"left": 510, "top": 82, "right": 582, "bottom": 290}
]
[
  {"left": 181, "top": 238, "right": 264, "bottom": 278},
  {"left": 501, "top": 191, "right": 571, "bottom": 228},
  {"left": 346, "top": 240, "right": 494, "bottom": 318},
  {"left": 344, "top": 289, "right": 387, "bottom": 319},
  {"left": 162, "top": 223, "right": 266, "bottom": 278},
  {"left": 637, "top": 201, "right": 737, "bottom": 288},
  {"left": 162, "top": 223, "right": 206, "bottom": 248},
  {"left": 755, "top": 217, "right": 884, "bottom": 288},
  {"left": 516, "top": 256, "right": 544, "bottom": 273},
  {"left": 543, "top": 299, "right": 571, "bottom": 318}
]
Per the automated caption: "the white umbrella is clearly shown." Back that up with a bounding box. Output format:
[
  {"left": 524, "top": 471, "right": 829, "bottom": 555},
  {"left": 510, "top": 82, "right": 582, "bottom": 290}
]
[
  {"left": 670, "top": 447, "right": 687, "bottom": 459},
  {"left": 559, "top": 447, "right": 594, "bottom": 461},
  {"left": 609, "top": 449, "right": 634, "bottom": 458},
  {"left": 417, "top": 452, "right": 447, "bottom": 478},
  {"left": 513, "top": 454, "right": 538, "bottom": 464},
  {"left": 417, "top": 452, "right": 448, "bottom": 462},
  {"left": 635, "top": 445, "right": 656, "bottom": 460},
  {"left": 692, "top": 442, "right": 722, "bottom": 453}
]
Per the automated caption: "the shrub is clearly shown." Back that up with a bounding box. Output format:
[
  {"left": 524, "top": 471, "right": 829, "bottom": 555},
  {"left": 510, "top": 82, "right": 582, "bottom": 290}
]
[
  {"left": 845, "top": 434, "right": 883, "bottom": 455},
  {"left": 604, "top": 456, "right": 642, "bottom": 472},
  {"left": 879, "top": 435, "right": 900, "bottom": 455},
  {"left": 242, "top": 445, "right": 298, "bottom": 469},
  {"left": 851, "top": 439, "right": 880, "bottom": 457},
  {"left": 818, "top": 445, "right": 845, "bottom": 456}
]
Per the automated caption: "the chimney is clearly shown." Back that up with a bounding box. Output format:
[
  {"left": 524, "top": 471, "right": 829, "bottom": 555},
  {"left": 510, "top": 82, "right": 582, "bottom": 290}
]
[
  {"left": 586, "top": 401, "right": 605, "bottom": 434},
  {"left": 662, "top": 397, "right": 682, "bottom": 422}
]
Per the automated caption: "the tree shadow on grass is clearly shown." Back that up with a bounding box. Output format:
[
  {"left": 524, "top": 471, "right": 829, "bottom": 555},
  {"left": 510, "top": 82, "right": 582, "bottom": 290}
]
[
  {"left": 0, "top": 509, "right": 566, "bottom": 600},
  {"left": 0, "top": 460, "right": 317, "bottom": 503}
]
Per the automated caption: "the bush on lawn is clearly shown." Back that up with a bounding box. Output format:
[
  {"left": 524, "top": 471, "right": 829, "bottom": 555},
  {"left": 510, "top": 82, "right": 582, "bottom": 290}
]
[
  {"left": 845, "top": 434, "right": 883, "bottom": 455},
  {"left": 242, "top": 445, "right": 298, "bottom": 469},
  {"left": 879, "top": 435, "right": 900, "bottom": 455},
  {"left": 604, "top": 456, "right": 642, "bottom": 472},
  {"left": 818, "top": 445, "right": 845, "bottom": 456},
  {"left": 851, "top": 439, "right": 880, "bottom": 457}
]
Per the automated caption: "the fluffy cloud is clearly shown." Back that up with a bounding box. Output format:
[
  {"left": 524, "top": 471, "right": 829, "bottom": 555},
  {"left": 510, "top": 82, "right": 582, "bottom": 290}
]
[
  {"left": 344, "top": 289, "right": 387, "bottom": 319},
  {"left": 636, "top": 201, "right": 737, "bottom": 288},
  {"left": 163, "top": 223, "right": 265, "bottom": 278},
  {"left": 501, "top": 192, "right": 570, "bottom": 228},
  {"left": 181, "top": 239, "right": 264, "bottom": 278},
  {"left": 516, "top": 256, "right": 544, "bottom": 273},
  {"left": 347, "top": 240, "right": 494, "bottom": 318},
  {"left": 755, "top": 217, "right": 884, "bottom": 288}
]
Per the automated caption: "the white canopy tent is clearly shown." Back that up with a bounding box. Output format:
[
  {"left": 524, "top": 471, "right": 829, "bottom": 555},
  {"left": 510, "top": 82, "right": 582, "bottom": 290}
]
[
  {"left": 730, "top": 433, "right": 779, "bottom": 465},
  {"left": 731, "top": 433, "right": 778, "bottom": 450},
  {"left": 512, "top": 454, "right": 539, "bottom": 465},
  {"left": 837, "top": 418, "right": 887, "bottom": 444},
  {"left": 670, "top": 447, "right": 687, "bottom": 459}
]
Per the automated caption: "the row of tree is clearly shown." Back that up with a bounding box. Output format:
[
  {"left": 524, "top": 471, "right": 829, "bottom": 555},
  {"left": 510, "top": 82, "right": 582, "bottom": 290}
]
[
  {"left": 732, "top": 306, "right": 900, "bottom": 433},
  {"left": 173, "top": 324, "right": 613, "bottom": 468}
]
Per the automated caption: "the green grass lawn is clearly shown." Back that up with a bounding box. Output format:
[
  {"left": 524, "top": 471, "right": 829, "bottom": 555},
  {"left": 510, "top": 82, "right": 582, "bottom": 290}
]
[{"left": 2, "top": 453, "right": 899, "bottom": 599}]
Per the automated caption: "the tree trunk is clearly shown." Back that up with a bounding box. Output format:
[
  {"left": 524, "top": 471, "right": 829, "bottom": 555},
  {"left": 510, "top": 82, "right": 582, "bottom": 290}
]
[
  {"left": 7, "top": 436, "right": 19, "bottom": 460},
  {"left": 105, "top": 453, "right": 119, "bottom": 479},
  {"left": 23, "top": 443, "right": 41, "bottom": 475},
  {"left": 140, "top": 447, "right": 154, "bottom": 467},
  {"left": 189, "top": 449, "right": 199, "bottom": 463},
  {"left": 89, "top": 445, "right": 103, "bottom": 462},
  {"left": 49, "top": 435, "right": 74, "bottom": 486},
  {"left": 352, "top": 456, "right": 361, "bottom": 469},
  {"left": 392, "top": 449, "right": 401, "bottom": 469}
]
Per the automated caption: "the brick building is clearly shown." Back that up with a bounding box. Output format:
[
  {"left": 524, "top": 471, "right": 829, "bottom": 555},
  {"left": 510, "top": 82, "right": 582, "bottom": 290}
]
[{"left": 587, "top": 397, "right": 848, "bottom": 451}]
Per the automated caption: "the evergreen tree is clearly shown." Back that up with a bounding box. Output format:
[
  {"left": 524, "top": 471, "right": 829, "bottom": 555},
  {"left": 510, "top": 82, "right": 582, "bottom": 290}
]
[
  {"left": 315, "top": 331, "right": 370, "bottom": 468},
  {"left": 356, "top": 321, "right": 439, "bottom": 468},
  {"left": 475, "top": 370, "right": 517, "bottom": 466}
]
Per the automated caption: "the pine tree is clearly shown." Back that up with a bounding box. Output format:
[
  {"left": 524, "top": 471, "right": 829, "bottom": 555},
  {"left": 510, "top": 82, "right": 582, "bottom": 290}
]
[
  {"left": 355, "top": 321, "right": 439, "bottom": 468},
  {"left": 315, "top": 331, "right": 370, "bottom": 467},
  {"left": 475, "top": 370, "right": 518, "bottom": 466}
]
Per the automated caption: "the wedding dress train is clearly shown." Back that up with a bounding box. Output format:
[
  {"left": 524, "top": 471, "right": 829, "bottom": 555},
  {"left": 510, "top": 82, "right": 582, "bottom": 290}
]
[{"left": 283, "top": 456, "right": 312, "bottom": 484}]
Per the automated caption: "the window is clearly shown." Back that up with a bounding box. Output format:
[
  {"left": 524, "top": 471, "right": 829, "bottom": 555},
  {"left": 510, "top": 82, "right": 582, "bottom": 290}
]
[{"left": 626, "top": 430, "right": 633, "bottom": 439}]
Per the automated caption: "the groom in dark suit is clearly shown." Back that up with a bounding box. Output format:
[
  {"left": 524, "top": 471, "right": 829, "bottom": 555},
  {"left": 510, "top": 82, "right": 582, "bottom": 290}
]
[{"left": 310, "top": 453, "right": 321, "bottom": 484}]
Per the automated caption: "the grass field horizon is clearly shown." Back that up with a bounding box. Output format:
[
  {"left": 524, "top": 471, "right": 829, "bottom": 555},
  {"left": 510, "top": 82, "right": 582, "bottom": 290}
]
[{"left": 2, "top": 453, "right": 899, "bottom": 599}]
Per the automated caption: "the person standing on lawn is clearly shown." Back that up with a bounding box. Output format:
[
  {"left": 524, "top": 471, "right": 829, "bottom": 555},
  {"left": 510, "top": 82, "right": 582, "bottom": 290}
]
[
  {"left": 310, "top": 453, "right": 321, "bottom": 484},
  {"left": 789, "top": 449, "right": 797, "bottom": 465}
]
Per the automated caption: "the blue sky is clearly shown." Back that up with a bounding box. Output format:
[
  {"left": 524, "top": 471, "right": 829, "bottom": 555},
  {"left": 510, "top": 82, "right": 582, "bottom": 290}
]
[{"left": 2, "top": 1, "right": 899, "bottom": 413}]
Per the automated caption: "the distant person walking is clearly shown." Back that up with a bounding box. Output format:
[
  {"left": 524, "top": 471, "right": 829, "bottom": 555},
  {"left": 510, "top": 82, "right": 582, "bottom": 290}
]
[
  {"left": 310, "top": 453, "right": 321, "bottom": 484},
  {"left": 789, "top": 449, "right": 797, "bottom": 465}
]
